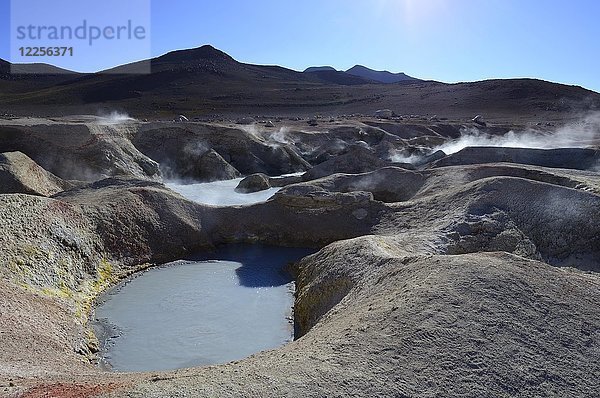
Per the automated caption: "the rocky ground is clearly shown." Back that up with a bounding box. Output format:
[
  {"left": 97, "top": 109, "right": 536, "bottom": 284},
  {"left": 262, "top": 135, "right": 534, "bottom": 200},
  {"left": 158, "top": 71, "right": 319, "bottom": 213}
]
[{"left": 0, "top": 115, "right": 599, "bottom": 397}]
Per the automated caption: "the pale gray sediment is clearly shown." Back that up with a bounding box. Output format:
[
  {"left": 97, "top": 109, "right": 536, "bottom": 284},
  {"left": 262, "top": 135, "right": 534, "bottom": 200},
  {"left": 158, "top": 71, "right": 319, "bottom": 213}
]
[{"left": 92, "top": 245, "right": 313, "bottom": 373}]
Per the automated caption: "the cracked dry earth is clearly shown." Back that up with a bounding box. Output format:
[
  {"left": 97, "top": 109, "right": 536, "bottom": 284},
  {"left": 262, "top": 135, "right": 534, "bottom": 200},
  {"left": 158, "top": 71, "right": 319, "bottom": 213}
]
[{"left": 0, "top": 120, "right": 600, "bottom": 397}]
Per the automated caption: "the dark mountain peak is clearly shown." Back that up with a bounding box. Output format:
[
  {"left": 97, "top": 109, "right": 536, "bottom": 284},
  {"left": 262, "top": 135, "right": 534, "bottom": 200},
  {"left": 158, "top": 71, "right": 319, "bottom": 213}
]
[
  {"left": 304, "top": 66, "right": 337, "bottom": 73},
  {"left": 155, "top": 45, "right": 235, "bottom": 63},
  {"left": 346, "top": 65, "right": 420, "bottom": 84},
  {"left": 302, "top": 66, "right": 373, "bottom": 85},
  {"left": 347, "top": 65, "right": 371, "bottom": 72},
  {"left": 303, "top": 65, "right": 375, "bottom": 85}
]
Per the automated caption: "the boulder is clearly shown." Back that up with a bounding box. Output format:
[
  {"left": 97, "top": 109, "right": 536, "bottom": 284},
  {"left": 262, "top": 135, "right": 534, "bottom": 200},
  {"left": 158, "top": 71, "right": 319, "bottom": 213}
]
[
  {"left": 375, "top": 109, "right": 393, "bottom": 119},
  {"left": 472, "top": 115, "right": 486, "bottom": 126},
  {"left": 236, "top": 117, "right": 256, "bottom": 125},
  {"left": 235, "top": 173, "right": 271, "bottom": 193}
]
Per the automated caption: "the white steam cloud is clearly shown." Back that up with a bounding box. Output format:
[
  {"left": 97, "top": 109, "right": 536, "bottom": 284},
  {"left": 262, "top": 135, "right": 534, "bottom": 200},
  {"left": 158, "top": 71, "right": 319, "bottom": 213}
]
[
  {"left": 239, "top": 124, "right": 298, "bottom": 149},
  {"left": 437, "top": 112, "right": 600, "bottom": 155},
  {"left": 389, "top": 151, "right": 427, "bottom": 164},
  {"left": 183, "top": 141, "right": 210, "bottom": 157},
  {"left": 384, "top": 113, "right": 600, "bottom": 169},
  {"left": 269, "top": 126, "right": 295, "bottom": 146},
  {"left": 96, "top": 111, "right": 136, "bottom": 125},
  {"left": 239, "top": 124, "right": 264, "bottom": 143}
]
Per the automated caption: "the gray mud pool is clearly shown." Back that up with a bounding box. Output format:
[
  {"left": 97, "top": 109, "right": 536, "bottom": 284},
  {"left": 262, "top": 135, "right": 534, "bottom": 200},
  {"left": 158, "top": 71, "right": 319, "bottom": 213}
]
[
  {"left": 165, "top": 173, "right": 303, "bottom": 206},
  {"left": 166, "top": 178, "right": 280, "bottom": 206},
  {"left": 93, "top": 245, "right": 313, "bottom": 372}
]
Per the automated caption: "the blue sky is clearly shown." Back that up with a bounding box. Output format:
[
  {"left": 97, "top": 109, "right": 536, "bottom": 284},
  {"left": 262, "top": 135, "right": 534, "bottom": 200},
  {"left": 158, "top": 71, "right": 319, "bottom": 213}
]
[{"left": 1, "top": 0, "right": 599, "bottom": 92}]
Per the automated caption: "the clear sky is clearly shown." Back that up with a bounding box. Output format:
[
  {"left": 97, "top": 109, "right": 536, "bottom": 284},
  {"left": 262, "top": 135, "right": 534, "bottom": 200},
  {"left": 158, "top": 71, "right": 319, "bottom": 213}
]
[{"left": 1, "top": 0, "right": 599, "bottom": 92}]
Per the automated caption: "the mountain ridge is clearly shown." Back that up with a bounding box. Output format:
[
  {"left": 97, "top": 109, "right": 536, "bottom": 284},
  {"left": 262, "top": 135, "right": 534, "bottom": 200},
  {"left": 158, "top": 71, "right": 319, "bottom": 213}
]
[
  {"left": 0, "top": 45, "right": 598, "bottom": 120},
  {"left": 304, "top": 66, "right": 337, "bottom": 73},
  {"left": 346, "top": 65, "right": 420, "bottom": 83}
]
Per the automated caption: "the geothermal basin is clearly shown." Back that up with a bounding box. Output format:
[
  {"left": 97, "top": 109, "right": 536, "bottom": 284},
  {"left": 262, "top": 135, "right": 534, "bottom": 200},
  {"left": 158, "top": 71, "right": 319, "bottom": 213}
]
[{"left": 93, "top": 245, "right": 313, "bottom": 372}]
